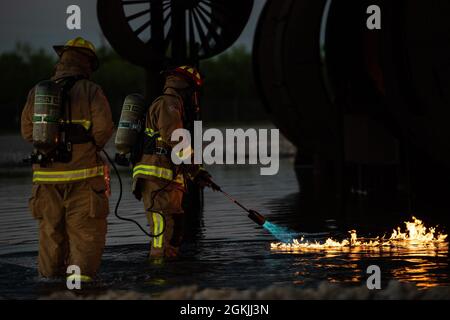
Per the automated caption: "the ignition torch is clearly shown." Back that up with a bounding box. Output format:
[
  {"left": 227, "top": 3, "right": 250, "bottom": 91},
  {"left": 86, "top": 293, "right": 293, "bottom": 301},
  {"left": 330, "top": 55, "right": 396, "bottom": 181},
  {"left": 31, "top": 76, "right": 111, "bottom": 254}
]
[{"left": 209, "top": 181, "right": 267, "bottom": 226}]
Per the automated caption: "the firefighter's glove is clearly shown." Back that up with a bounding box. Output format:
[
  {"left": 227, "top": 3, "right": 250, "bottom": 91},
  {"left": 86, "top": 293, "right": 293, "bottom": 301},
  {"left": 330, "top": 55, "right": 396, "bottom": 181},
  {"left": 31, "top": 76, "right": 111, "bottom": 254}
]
[{"left": 195, "top": 170, "right": 220, "bottom": 192}]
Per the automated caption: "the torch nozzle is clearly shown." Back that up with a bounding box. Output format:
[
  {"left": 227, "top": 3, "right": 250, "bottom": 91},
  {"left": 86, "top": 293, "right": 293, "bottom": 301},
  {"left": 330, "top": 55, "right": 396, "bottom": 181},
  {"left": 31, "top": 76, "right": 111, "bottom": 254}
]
[{"left": 248, "top": 209, "right": 267, "bottom": 226}]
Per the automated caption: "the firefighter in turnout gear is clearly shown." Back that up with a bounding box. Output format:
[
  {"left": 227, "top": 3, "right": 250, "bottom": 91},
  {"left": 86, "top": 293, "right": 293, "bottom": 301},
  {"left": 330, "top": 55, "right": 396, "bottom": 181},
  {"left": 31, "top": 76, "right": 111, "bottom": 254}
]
[
  {"left": 133, "top": 66, "right": 216, "bottom": 258},
  {"left": 21, "top": 37, "right": 114, "bottom": 280}
]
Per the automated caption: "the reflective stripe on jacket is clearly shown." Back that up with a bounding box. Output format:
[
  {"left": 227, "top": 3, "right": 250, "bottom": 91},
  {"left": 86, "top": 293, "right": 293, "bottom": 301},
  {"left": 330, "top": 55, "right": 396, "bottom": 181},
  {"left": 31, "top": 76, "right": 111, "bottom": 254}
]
[
  {"left": 33, "top": 166, "right": 104, "bottom": 183},
  {"left": 133, "top": 164, "right": 184, "bottom": 187}
]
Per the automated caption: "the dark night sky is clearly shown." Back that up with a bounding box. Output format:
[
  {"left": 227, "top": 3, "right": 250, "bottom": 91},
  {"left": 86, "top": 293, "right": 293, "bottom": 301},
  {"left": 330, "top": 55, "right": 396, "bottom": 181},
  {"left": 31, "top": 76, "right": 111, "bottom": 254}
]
[{"left": 0, "top": 0, "right": 266, "bottom": 54}]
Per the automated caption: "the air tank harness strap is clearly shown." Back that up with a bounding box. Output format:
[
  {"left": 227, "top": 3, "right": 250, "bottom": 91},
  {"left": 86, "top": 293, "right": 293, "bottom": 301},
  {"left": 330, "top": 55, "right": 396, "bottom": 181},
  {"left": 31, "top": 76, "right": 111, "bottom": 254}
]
[
  {"left": 143, "top": 128, "right": 169, "bottom": 156},
  {"left": 63, "top": 122, "right": 93, "bottom": 144},
  {"left": 58, "top": 76, "right": 93, "bottom": 145}
]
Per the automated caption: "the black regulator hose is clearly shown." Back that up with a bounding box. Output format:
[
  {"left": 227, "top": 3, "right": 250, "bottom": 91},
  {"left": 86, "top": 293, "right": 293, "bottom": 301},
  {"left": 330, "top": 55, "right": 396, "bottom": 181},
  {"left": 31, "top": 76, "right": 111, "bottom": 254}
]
[{"left": 102, "top": 150, "right": 166, "bottom": 238}]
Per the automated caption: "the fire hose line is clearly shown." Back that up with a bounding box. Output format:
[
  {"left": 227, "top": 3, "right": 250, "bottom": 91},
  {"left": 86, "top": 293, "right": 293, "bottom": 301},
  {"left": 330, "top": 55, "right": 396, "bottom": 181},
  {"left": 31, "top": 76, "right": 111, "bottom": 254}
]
[{"left": 102, "top": 150, "right": 167, "bottom": 238}]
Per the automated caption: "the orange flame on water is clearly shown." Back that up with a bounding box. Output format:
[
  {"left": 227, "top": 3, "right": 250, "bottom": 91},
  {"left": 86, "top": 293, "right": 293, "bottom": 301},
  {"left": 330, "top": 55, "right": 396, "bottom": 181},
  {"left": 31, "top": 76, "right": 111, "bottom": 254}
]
[{"left": 270, "top": 217, "right": 448, "bottom": 252}]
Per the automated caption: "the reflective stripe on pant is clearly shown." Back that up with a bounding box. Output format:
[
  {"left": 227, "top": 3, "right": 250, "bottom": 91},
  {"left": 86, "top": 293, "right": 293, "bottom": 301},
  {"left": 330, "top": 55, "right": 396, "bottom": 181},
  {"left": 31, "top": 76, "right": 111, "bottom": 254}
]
[
  {"left": 151, "top": 212, "right": 164, "bottom": 249},
  {"left": 141, "top": 179, "right": 185, "bottom": 257},
  {"left": 33, "top": 166, "right": 104, "bottom": 183},
  {"left": 66, "top": 274, "right": 92, "bottom": 283},
  {"left": 146, "top": 211, "right": 184, "bottom": 258}
]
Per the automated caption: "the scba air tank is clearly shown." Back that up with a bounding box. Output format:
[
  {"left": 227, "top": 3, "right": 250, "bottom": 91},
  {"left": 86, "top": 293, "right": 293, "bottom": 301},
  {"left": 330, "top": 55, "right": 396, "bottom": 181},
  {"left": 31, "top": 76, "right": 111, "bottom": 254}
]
[
  {"left": 115, "top": 93, "right": 146, "bottom": 155},
  {"left": 32, "top": 80, "right": 62, "bottom": 154}
]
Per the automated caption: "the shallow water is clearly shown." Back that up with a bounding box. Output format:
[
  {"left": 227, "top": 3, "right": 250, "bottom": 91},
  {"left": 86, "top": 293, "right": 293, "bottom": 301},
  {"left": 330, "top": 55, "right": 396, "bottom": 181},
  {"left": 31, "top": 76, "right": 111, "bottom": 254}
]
[{"left": 0, "top": 154, "right": 449, "bottom": 299}]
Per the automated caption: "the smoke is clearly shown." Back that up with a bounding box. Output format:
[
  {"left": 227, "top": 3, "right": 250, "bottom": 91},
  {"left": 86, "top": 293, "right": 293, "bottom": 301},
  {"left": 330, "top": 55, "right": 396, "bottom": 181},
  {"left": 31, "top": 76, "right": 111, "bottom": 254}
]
[{"left": 262, "top": 221, "right": 297, "bottom": 243}]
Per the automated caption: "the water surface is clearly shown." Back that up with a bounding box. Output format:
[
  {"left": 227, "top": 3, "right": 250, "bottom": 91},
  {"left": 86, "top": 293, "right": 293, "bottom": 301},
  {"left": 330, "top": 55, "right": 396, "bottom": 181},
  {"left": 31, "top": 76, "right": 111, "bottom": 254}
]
[{"left": 0, "top": 150, "right": 448, "bottom": 299}]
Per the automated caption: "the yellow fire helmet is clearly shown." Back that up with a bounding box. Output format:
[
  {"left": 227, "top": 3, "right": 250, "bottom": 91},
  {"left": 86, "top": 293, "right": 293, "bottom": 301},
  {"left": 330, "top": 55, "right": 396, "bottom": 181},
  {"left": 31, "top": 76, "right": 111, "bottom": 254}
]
[
  {"left": 164, "top": 65, "right": 204, "bottom": 89},
  {"left": 53, "top": 37, "right": 99, "bottom": 70}
]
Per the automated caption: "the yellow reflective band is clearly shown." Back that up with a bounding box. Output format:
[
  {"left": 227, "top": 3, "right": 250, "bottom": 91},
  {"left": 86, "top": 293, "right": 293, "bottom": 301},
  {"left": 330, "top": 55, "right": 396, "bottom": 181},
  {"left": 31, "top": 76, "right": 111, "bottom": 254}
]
[
  {"left": 145, "top": 128, "right": 159, "bottom": 136},
  {"left": 152, "top": 212, "right": 163, "bottom": 248},
  {"left": 152, "top": 213, "right": 158, "bottom": 248},
  {"left": 133, "top": 165, "right": 185, "bottom": 186},
  {"left": 133, "top": 165, "right": 173, "bottom": 181},
  {"left": 156, "top": 214, "right": 163, "bottom": 248},
  {"left": 33, "top": 166, "right": 104, "bottom": 183},
  {"left": 159, "top": 214, "right": 164, "bottom": 248},
  {"left": 66, "top": 274, "right": 92, "bottom": 282},
  {"left": 67, "top": 120, "right": 92, "bottom": 131},
  {"left": 145, "top": 128, "right": 163, "bottom": 141}
]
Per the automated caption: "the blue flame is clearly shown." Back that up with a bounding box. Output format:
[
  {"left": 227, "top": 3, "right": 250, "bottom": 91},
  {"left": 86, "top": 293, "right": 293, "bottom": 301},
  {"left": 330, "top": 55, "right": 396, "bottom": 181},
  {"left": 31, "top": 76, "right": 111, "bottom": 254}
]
[{"left": 262, "top": 221, "right": 297, "bottom": 243}]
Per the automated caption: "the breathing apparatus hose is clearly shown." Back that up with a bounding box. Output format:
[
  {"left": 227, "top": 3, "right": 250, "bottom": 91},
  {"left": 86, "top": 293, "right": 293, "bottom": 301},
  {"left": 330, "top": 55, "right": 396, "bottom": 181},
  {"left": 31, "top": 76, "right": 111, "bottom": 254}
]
[{"left": 101, "top": 150, "right": 167, "bottom": 238}]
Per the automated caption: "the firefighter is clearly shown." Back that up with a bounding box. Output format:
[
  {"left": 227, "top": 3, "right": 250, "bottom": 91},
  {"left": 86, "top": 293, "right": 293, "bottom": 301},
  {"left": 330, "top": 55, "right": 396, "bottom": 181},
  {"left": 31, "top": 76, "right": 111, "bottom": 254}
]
[
  {"left": 132, "top": 66, "right": 216, "bottom": 259},
  {"left": 21, "top": 37, "right": 114, "bottom": 281}
]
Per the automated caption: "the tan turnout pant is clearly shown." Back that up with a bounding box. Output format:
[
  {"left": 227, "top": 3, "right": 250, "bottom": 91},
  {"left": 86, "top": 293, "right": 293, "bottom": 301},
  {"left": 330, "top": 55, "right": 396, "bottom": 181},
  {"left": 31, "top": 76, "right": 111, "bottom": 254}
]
[
  {"left": 28, "top": 177, "right": 109, "bottom": 278},
  {"left": 140, "top": 178, "right": 185, "bottom": 258}
]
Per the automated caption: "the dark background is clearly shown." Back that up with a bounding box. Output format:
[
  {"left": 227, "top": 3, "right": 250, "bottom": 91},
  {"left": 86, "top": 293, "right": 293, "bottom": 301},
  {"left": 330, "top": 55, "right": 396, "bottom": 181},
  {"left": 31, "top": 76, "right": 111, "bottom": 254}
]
[{"left": 0, "top": 0, "right": 267, "bottom": 131}]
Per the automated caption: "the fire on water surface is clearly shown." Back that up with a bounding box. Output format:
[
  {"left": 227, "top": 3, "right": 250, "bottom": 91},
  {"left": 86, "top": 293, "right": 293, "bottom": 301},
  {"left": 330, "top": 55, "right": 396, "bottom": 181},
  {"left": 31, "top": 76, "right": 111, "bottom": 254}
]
[{"left": 270, "top": 217, "right": 448, "bottom": 252}]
